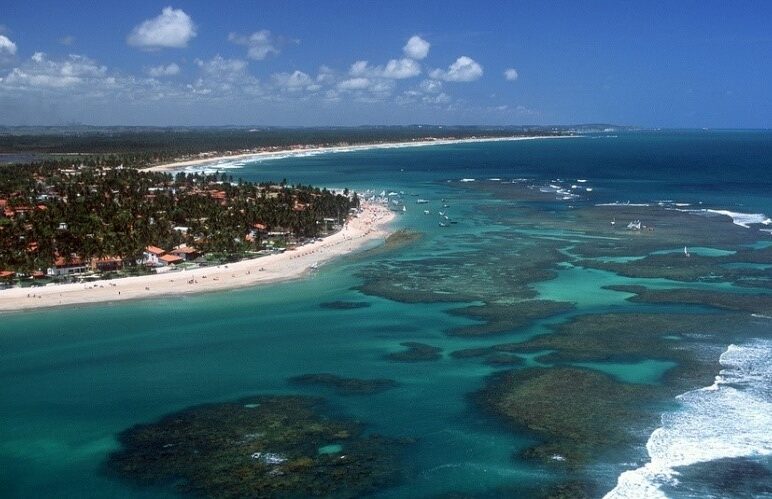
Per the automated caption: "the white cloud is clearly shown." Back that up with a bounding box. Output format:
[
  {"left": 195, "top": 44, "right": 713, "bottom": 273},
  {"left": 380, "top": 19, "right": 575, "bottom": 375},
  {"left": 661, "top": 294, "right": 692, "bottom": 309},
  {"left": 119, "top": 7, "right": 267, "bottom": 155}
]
[
  {"left": 316, "top": 65, "right": 335, "bottom": 85},
  {"left": 420, "top": 79, "right": 442, "bottom": 93},
  {"left": 148, "top": 63, "right": 180, "bottom": 77},
  {"left": 396, "top": 88, "right": 451, "bottom": 106},
  {"left": 191, "top": 56, "right": 260, "bottom": 97},
  {"left": 504, "top": 68, "right": 518, "bottom": 81},
  {"left": 336, "top": 76, "right": 394, "bottom": 102},
  {"left": 59, "top": 35, "right": 75, "bottom": 46},
  {"left": 0, "top": 35, "right": 17, "bottom": 56},
  {"left": 338, "top": 77, "right": 371, "bottom": 91},
  {"left": 195, "top": 56, "right": 247, "bottom": 76},
  {"left": 228, "top": 30, "right": 280, "bottom": 60},
  {"left": 430, "top": 56, "right": 483, "bottom": 82},
  {"left": 403, "top": 35, "right": 430, "bottom": 60},
  {"left": 425, "top": 92, "right": 450, "bottom": 104},
  {"left": 127, "top": 7, "right": 197, "bottom": 49},
  {"left": 349, "top": 58, "right": 420, "bottom": 79},
  {"left": 4, "top": 52, "right": 106, "bottom": 88},
  {"left": 383, "top": 58, "right": 421, "bottom": 79},
  {"left": 271, "top": 70, "right": 319, "bottom": 91}
]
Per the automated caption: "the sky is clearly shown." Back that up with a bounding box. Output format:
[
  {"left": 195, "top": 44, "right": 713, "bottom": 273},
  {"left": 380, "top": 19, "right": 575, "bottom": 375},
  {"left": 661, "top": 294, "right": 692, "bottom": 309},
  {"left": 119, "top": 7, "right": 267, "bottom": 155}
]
[{"left": 0, "top": 1, "right": 770, "bottom": 127}]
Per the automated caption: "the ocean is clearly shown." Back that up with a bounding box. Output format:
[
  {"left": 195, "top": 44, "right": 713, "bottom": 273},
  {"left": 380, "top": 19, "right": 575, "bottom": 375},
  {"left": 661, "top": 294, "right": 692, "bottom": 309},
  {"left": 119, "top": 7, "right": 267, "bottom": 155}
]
[{"left": 1, "top": 130, "right": 770, "bottom": 498}]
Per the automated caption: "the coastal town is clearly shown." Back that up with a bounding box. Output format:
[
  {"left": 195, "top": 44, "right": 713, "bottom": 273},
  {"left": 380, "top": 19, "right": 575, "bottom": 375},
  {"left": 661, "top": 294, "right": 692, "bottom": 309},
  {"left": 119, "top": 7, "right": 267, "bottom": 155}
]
[{"left": 0, "top": 160, "right": 360, "bottom": 289}]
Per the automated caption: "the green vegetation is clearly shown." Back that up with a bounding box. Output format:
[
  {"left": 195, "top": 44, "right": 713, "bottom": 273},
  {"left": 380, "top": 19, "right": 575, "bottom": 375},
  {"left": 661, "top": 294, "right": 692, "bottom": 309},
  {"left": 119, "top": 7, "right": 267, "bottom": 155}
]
[{"left": 0, "top": 163, "right": 356, "bottom": 275}]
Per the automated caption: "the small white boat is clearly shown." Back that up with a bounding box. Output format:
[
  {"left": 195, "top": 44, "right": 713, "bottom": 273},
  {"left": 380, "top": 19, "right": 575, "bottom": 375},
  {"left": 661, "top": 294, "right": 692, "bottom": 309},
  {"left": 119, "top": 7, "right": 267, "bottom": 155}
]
[
  {"left": 439, "top": 222, "right": 449, "bottom": 227},
  {"left": 416, "top": 199, "right": 429, "bottom": 204},
  {"left": 402, "top": 205, "right": 407, "bottom": 212},
  {"left": 684, "top": 246, "right": 690, "bottom": 257},
  {"left": 423, "top": 210, "right": 430, "bottom": 215}
]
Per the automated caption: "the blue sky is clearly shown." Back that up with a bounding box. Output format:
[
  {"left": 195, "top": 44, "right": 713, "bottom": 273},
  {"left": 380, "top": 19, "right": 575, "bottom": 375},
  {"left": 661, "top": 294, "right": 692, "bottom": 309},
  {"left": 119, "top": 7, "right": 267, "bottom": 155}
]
[{"left": 1, "top": 1, "right": 770, "bottom": 127}]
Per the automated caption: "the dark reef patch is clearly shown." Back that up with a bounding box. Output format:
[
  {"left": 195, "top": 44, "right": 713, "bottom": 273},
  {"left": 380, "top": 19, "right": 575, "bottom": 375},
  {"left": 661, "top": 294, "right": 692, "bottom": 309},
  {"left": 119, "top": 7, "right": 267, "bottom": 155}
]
[
  {"left": 606, "top": 284, "right": 772, "bottom": 315},
  {"left": 288, "top": 373, "right": 398, "bottom": 395},
  {"left": 490, "top": 312, "right": 752, "bottom": 390},
  {"left": 663, "top": 458, "right": 772, "bottom": 498},
  {"left": 386, "top": 342, "right": 442, "bottom": 362},
  {"left": 474, "top": 367, "right": 655, "bottom": 466},
  {"left": 319, "top": 300, "right": 371, "bottom": 310},
  {"left": 105, "top": 395, "right": 405, "bottom": 498},
  {"left": 447, "top": 300, "right": 574, "bottom": 337}
]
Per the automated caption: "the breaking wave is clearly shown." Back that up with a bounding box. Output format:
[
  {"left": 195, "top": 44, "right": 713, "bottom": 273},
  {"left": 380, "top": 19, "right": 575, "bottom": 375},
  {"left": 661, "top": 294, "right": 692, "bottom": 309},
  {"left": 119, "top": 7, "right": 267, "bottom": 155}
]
[{"left": 604, "top": 339, "right": 772, "bottom": 498}]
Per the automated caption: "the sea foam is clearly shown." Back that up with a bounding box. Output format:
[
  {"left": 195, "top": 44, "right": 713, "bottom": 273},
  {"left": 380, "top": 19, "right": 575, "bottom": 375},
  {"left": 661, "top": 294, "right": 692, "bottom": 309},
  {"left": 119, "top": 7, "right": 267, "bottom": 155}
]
[
  {"left": 603, "top": 339, "right": 772, "bottom": 498},
  {"left": 682, "top": 209, "right": 772, "bottom": 229}
]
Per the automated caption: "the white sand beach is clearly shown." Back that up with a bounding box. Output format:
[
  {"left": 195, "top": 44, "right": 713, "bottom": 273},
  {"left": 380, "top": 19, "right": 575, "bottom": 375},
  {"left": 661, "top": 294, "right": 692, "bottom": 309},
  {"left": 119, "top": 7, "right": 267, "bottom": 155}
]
[
  {"left": 143, "top": 135, "right": 569, "bottom": 173},
  {"left": 0, "top": 203, "right": 394, "bottom": 313}
]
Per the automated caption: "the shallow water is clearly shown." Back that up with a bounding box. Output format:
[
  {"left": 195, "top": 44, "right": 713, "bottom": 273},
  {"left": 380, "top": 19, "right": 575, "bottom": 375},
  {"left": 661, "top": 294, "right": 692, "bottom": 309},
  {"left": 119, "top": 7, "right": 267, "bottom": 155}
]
[{"left": 1, "top": 131, "right": 770, "bottom": 498}]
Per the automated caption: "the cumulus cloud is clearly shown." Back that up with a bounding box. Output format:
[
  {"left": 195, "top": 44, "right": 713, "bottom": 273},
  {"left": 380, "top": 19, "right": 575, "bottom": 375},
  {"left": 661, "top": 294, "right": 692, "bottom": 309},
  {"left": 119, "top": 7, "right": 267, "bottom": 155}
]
[
  {"left": 383, "top": 58, "right": 421, "bottom": 79},
  {"left": 316, "top": 65, "right": 336, "bottom": 85},
  {"left": 337, "top": 77, "right": 371, "bottom": 91},
  {"left": 190, "top": 55, "right": 260, "bottom": 97},
  {"left": 349, "top": 58, "right": 420, "bottom": 79},
  {"left": 147, "top": 63, "right": 180, "bottom": 77},
  {"left": 403, "top": 35, "right": 430, "bottom": 60},
  {"left": 3, "top": 52, "right": 107, "bottom": 89},
  {"left": 0, "top": 35, "right": 18, "bottom": 56},
  {"left": 420, "top": 79, "right": 442, "bottom": 93},
  {"left": 504, "top": 68, "right": 518, "bottom": 81},
  {"left": 336, "top": 76, "right": 394, "bottom": 102},
  {"left": 430, "top": 56, "right": 483, "bottom": 82},
  {"left": 127, "top": 7, "right": 197, "bottom": 49},
  {"left": 271, "top": 70, "right": 320, "bottom": 92},
  {"left": 228, "top": 30, "right": 282, "bottom": 60}
]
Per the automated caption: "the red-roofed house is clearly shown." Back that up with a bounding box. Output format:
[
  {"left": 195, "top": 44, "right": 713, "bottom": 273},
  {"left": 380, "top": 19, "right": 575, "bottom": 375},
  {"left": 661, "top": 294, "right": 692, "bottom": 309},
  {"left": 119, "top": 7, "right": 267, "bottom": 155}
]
[
  {"left": 170, "top": 246, "right": 200, "bottom": 261},
  {"left": 91, "top": 256, "right": 123, "bottom": 272},
  {"left": 48, "top": 255, "right": 87, "bottom": 276},
  {"left": 159, "top": 254, "right": 183, "bottom": 266},
  {"left": 143, "top": 246, "right": 167, "bottom": 266}
]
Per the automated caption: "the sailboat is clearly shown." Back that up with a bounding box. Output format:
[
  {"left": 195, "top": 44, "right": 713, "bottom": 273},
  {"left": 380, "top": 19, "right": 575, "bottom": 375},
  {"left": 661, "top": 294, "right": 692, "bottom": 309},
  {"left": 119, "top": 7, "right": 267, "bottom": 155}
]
[{"left": 684, "top": 246, "right": 690, "bottom": 257}]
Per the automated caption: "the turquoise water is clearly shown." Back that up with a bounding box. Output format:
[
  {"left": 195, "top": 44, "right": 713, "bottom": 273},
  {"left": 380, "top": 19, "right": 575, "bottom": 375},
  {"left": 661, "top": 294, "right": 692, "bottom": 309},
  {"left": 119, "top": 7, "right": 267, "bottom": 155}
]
[
  {"left": 1, "top": 131, "right": 771, "bottom": 498},
  {"left": 569, "top": 359, "right": 677, "bottom": 385}
]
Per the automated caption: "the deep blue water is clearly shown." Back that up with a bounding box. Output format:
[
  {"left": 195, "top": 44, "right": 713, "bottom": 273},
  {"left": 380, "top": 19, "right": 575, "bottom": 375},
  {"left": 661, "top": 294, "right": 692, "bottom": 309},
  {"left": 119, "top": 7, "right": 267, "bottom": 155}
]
[{"left": 0, "top": 131, "right": 770, "bottom": 498}]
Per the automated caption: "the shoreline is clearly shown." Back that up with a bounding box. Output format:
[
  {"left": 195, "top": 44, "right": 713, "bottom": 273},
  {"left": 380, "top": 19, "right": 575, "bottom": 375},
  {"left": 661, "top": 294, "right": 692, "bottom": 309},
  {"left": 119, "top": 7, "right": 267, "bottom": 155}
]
[
  {"left": 0, "top": 203, "right": 394, "bottom": 313},
  {"left": 142, "top": 135, "right": 572, "bottom": 173}
]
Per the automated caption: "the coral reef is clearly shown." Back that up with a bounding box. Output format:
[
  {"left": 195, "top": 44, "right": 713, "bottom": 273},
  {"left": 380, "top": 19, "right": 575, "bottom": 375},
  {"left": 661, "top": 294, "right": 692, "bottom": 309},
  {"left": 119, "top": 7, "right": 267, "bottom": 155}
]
[
  {"left": 288, "top": 373, "right": 398, "bottom": 395},
  {"left": 106, "top": 395, "right": 404, "bottom": 498}
]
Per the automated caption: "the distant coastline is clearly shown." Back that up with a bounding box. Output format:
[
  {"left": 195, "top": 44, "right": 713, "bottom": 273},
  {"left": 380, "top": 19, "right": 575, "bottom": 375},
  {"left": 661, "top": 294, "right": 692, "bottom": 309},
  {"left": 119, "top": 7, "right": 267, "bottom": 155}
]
[{"left": 143, "top": 135, "right": 574, "bottom": 173}]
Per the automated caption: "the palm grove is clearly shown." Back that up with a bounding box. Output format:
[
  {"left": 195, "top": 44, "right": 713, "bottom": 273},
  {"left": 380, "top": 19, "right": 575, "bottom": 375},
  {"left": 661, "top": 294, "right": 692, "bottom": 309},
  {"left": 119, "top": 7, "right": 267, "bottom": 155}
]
[{"left": 0, "top": 161, "right": 358, "bottom": 275}]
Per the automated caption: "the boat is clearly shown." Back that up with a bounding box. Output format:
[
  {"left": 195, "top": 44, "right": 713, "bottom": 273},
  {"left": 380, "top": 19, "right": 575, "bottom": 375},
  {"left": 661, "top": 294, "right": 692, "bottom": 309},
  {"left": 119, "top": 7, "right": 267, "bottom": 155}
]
[
  {"left": 626, "top": 220, "right": 642, "bottom": 230},
  {"left": 423, "top": 210, "right": 430, "bottom": 215},
  {"left": 439, "top": 222, "right": 449, "bottom": 227},
  {"left": 438, "top": 211, "right": 445, "bottom": 216},
  {"left": 684, "top": 246, "right": 690, "bottom": 257},
  {"left": 416, "top": 199, "right": 429, "bottom": 204},
  {"left": 402, "top": 205, "right": 407, "bottom": 212}
]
